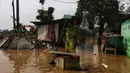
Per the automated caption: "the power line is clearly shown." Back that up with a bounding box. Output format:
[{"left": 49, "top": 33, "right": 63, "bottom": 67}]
[
  {"left": 54, "top": 0, "right": 77, "bottom": 4},
  {"left": 53, "top": 0, "right": 77, "bottom": 4}
]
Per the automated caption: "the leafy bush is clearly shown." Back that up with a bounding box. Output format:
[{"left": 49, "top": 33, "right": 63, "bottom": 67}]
[{"left": 65, "top": 24, "right": 87, "bottom": 52}]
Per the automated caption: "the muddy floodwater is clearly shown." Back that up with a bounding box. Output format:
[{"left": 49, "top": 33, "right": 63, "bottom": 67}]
[{"left": 0, "top": 48, "right": 130, "bottom": 73}]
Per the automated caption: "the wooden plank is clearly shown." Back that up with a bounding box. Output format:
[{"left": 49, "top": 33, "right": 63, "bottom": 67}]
[
  {"left": 50, "top": 51, "right": 80, "bottom": 56},
  {"left": 105, "top": 48, "right": 116, "bottom": 50},
  {"left": 0, "top": 37, "right": 9, "bottom": 48}
]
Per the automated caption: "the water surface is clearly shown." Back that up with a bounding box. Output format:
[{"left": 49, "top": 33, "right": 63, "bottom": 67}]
[{"left": 0, "top": 49, "right": 130, "bottom": 73}]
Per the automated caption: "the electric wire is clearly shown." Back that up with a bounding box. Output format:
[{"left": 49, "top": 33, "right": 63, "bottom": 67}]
[{"left": 53, "top": 0, "right": 77, "bottom": 4}]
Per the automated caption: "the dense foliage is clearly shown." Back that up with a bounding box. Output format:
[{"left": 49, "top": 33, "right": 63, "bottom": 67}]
[
  {"left": 76, "top": 0, "right": 121, "bottom": 44},
  {"left": 76, "top": 0, "right": 120, "bottom": 27},
  {"left": 36, "top": 7, "right": 55, "bottom": 22},
  {"left": 65, "top": 24, "right": 87, "bottom": 52}
]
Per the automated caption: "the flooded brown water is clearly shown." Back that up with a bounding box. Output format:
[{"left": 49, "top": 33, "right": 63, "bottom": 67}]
[{"left": 0, "top": 48, "right": 130, "bottom": 73}]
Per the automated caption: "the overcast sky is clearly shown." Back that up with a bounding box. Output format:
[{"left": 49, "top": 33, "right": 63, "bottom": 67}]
[{"left": 0, "top": 0, "right": 78, "bottom": 30}]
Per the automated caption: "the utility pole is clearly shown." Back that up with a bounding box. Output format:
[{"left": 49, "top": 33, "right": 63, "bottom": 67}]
[
  {"left": 12, "top": 0, "right": 16, "bottom": 30},
  {"left": 16, "top": 0, "right": 19, "bottom": 30}
]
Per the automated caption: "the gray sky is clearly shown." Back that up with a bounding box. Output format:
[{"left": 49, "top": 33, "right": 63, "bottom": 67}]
[{"left": 0, "top": 0, "right": 78, "bottom": 30}]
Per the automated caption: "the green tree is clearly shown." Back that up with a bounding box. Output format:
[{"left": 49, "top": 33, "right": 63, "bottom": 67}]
[
  {"left": 36, "top": 7, "right": 55, "bottom": 22},
  {"left": 76, "top": 0, "right": 120, "bottom": 53}
]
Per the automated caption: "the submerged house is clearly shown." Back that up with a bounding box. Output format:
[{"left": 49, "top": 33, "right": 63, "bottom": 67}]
[
  {"left": 31, "top": 16, "right": 81, "bottom": 46},
  {"left": 121, "top": 16, "right": 130, "bottom": 57}
]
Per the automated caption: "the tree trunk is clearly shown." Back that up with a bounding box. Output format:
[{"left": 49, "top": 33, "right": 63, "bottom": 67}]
[{"left": 98, "top": 15, "right": 104, "bottom": 55}]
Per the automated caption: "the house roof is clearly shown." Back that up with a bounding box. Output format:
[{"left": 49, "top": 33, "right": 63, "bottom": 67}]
[
  {"left": 31, "top": 18, "right": 65, "bottom": 25},
  {"left": 30, "top": 16, "right": 82, "bottom": 26}
]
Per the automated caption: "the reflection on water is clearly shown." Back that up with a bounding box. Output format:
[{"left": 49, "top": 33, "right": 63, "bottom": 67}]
[
  {"left": 0, "top": 49, "right": 54, "bottom": 73},
  {"left": 0, "top": 49, "right": 130, "bottom": 73}
]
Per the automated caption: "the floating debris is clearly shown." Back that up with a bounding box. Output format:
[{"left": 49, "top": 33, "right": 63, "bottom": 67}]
[{"left": 101, "top": 63, "right": 108, "bottom": 68}]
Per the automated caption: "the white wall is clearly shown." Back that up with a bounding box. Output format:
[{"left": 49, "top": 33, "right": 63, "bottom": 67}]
[{"left": 37, "top": 24, "right": 59, "bottom": 42}]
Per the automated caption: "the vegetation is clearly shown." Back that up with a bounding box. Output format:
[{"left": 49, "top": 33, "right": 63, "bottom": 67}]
[
  {"left": 76, "top": 0, "right": 119, "bottom": 37},
  {"left": 36, "top": 7, "right": 55, "bottom": 22},
  {"left": 65, "top": 24, "right": 87, "bottom": 53},
  {"left": 76, "top": 0, "right": 124, "bottom": 53},
  {"left": 37, "top": 0, "right": 54, "bottom": 22}
]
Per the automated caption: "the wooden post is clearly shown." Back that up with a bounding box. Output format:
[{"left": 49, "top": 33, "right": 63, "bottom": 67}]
[{"left": 16, "top": 0, "right": 20, "bottom": 49}]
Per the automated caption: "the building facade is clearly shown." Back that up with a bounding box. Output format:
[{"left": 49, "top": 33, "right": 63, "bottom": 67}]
[{"left": 121, "top": 17, "right": 130, "bottom": 57}]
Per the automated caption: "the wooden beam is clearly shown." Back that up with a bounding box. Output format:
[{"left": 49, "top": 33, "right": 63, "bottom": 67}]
[{"left": 50, "top": 51, "right": 80, "bottom": 56}]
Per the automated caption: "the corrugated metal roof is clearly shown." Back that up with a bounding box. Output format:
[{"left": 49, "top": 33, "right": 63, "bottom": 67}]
[{"left": 30, "top": 16, "right": 81, "bottom": 25}]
